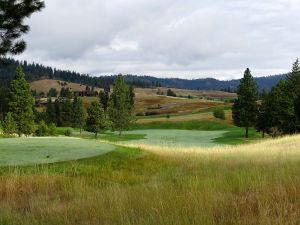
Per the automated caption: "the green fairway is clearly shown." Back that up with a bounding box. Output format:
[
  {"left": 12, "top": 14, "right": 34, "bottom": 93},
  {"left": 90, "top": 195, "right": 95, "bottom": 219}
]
[
  {"left": 0, "top": 137, "right": 115, "bottom": 166},
  {"left": 118, "top": 129, "right": 226, "bottom": 148}
]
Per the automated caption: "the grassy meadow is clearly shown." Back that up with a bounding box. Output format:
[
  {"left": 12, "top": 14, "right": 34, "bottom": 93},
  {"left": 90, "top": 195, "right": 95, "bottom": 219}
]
[{"left": 0, "top": 135, "right": 299, "bottom": 225}]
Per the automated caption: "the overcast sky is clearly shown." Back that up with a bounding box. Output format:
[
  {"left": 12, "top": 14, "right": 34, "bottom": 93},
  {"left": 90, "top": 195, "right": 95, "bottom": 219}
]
[{"left": 15, "top": 0, "right": 300, "bottom": 80}]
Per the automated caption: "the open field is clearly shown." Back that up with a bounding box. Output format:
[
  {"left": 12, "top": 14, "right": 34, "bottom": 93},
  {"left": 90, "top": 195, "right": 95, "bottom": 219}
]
[
  {"left": 31, "top": 79, "right": 102, "bottom": 94},
  {"left": 0, "top": 137, "right": 114, "bottom": 166},
  {"left": 134, "top": 88, "right": 232, "bottom": 115},
  {"left": 0, "top": 135, "right": 299, "bottom": 225},
  {"left": 135, "top": 87, "right": 237, "bottom": 98}
]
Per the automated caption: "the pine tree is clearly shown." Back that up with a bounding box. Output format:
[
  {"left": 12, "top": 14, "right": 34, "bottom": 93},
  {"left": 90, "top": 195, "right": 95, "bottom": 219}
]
[
  {"left": 99, "top": 90, "right": 109, "bottom": 112},
  {"left": 54, "top": 99, "right": 62, "bottom": 126},
  {"left": 108, "top": 74, "right": 134, "bottom": 136},
  {"left": 8, "top": 66, "right": 35, "bottom": 136},
  {"left": 0, "top": 0, "right": 45, "bottom": 56},
  {"left": 232, "top": 68, "right": 258, "bottom": 138},
  {"left": 61, "top": 98, "right": 73, "bottom": 127},
  {"left": 255, "top": 92, "right": 271, "bottom": 138},
  {"left": 2, "top": 112, "right": 17, "bottom": 135},
  {"left": 270, "top": 81, "right": 297, "bottom": 134},
  {"left": 46, "top": 97, "right": 56, "bottom": 124},
  {"left": 72, "top": 96, "right": 86, "bottom": 133},
  {"left": 86, "top": 101, "right": 106, "bottom": 138},
  {"left": 286, "top": 59, "right": 300, "bottom": 99}
]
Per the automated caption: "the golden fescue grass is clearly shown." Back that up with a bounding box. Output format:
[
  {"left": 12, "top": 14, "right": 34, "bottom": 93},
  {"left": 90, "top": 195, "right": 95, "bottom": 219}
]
[{"left": 0, "top": 136, "right": 299, "bottom": 224}]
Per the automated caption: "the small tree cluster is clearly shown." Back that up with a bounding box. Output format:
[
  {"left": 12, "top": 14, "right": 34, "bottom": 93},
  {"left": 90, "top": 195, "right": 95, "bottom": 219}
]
[{"left": 233, "top": 59, "right": 300, "bottom": 138}]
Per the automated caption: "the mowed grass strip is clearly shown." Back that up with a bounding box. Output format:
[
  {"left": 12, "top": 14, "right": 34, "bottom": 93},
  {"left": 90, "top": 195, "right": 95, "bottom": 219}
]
[
  {"left": 0, "top": 136, "right": 299, "bottom": 225},
  {"left": 0, "top": 137, "right": 115, "bottom": 166}
]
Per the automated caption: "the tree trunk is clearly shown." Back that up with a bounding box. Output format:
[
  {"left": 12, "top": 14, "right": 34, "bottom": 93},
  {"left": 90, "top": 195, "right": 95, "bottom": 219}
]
[
  {"left": 119, "top": 130, "right": 122, "bottom": 136},
  {"left": 245, "top": 127, "right": 249, "bottom": 138},
  {"left": 262, "top": 130, "right": 265, "bottom": 138},
  {"left": 80, "top": 128, "right": 82, "bottom": 134},
  {"left": 95, "top": 132, "right": 98, "bottom": 138}
]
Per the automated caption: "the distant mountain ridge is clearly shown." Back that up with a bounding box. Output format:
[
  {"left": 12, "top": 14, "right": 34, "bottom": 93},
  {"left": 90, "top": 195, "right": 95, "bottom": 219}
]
[
  {"left": 0, "top": 58, "right": 286, "bottom": 91},
  {"left": 124, "top": 74, "right": 286, "bottom": 91}
]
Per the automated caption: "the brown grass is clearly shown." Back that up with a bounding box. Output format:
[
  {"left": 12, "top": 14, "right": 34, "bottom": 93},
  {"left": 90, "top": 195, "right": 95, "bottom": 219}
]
[{"left": 31, "top": 79, "right": 101, "bottom": 94}]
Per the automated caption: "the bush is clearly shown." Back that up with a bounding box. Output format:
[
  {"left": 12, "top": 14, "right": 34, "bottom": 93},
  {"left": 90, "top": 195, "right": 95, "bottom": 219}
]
[
  {"left": 136, "top": 112, "right": 145, "bottom": 116},
  {"left": 64, "top": 128, "right": 73, "bottom": 136},
  {"left": 269, "top": 127, "right": 283, "bottom": 138},
  {"left": 167, "top": 89, "right": 176, "bottom": 97},
  {"left": 213, "top": 108, "right": 225, "bottom": 120},
  {"left": 48, "top": 123, "right": 57, "bottom": 136},
  {"left": 35, "top": 121, "right": 49, "bottom": 136},
  {"left": 145, "top": 111, "right": 159, "bottom": 116}
]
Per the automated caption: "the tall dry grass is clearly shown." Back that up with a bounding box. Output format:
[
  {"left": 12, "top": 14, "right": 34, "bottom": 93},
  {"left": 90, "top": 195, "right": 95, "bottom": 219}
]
[{"left": 0, "top": 136, "right": 299, "bottom": 225}]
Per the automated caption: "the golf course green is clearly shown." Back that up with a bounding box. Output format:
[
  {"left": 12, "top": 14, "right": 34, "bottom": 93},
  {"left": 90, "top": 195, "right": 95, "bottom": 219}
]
[
  {"left": 0, "top": 137, "right": 115, "bottom": 166},
  {"left": 118, "top": 129, "right": 226, "bottom": 148}
]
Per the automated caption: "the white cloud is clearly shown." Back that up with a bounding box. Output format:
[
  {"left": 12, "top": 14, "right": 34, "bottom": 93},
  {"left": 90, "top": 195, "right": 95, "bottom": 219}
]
[{"left": 15, "top": 0, "right": 300, "bottom": 79}]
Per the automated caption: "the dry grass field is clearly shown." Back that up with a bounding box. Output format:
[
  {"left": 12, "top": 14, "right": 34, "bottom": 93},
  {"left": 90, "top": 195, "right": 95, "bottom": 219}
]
[
  {"left": 31, "top": 79, "right": 101, "bottom": 94},
  {"left": 135, "top": 87, "right": 237, "bottom": 98},
  {"left": 134, "top": 88, "right": 232, "bottom": 115}
]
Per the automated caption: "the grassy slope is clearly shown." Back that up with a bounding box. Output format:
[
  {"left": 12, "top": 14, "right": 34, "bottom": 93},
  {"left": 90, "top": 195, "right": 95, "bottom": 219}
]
[{"left": 0, "top": 136, "right": 299, "bottom": 225}]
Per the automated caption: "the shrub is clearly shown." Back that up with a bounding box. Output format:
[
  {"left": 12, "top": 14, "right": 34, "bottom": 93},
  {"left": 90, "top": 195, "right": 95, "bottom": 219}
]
[
  {"left": 213, "top": 108, "right": 225, "bottom": 120},
  {"left": 269, "top": 127, "right": 283, "bottom": 138},
  {"left": 136, "top": 112, "right": 145, "bottom": 116},
  {"left": 2, "top": 112, "right": 17, "bottom": 135},
  {"left": 64, "top": 128, "right": 73, "bottom": 136},
  {"left": 35, "top": 121, "right": 49, "bottom": 136},
  {"left": 167, "top": 89, "right": 176, "bottom": 97},
  {"left": 48, "top": 123, "right": 57, "bottom": 136},
  {"left": 166, "top": 114, "right": 171, "bottom": 119},
  {"left": 145, "top": 111, "right": 159, "bottom": 116}
]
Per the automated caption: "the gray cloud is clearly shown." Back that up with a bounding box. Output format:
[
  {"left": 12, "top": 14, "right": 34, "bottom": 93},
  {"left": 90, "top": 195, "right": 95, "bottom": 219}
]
[{"left": 15, "top": 0, "right": 300, "bottom": 79}]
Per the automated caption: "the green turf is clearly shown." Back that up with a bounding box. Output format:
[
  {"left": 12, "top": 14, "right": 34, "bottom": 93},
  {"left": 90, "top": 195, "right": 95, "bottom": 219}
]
[
  {"left": 118, "top": 129, "right": 226, "bottom": 148},
  {"left": 130, "top": 121, "right": 261, "bottom": 145},
  {"left": 0, "top": 137, "right": 115, "bottom": 166}
]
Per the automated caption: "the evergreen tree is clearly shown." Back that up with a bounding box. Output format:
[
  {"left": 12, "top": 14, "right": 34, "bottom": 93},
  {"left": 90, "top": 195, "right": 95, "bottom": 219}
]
[
  {"left": 0, "top": 85, "right": 8, "bottom": 120},
  {"left": 47, "top": 88, "right": 58, "bottom": 97},
  {"left": 54, "top": 99, "right": 62, "bottom": 126},
  {"left": 128, "top": 85, "right": 135, "bottom": 109},
  {"left": 269, "top": 81, "right": 296, "bottom": 134},
  {"left": 2, "top": 112, "right": 16, "bottom": 135},
  {"left": 232, "top": 68, "right": 258, "bottom": 138},
  {"left": 72, "top": 96, "right": 85, "bottom": 133},
  {"left": 8, "top": 66, "right": 35, "bottom": 136},
  {"left": 286, "top": 59, "right": 300, "bottom": 99},
  {"left": 99, "top": 90, "right": 109, "bottom": 112},
  {"left": 0, "top": 0, "right": 45, "bottom": 56},
  {"left": 255, "top": 92, "right": 271, "bottom": 138},
  {"left": 61, "top": 98, "right": 73, "bottom": 127},
  {"left": 46, "top": 97, "right": 56, "bottom": 124},
  {"left": 86, "top": 101, "right": 106, "bottom": 138},
  {"left": 108, "top": 74, "right": 134, "bottom": 136}
]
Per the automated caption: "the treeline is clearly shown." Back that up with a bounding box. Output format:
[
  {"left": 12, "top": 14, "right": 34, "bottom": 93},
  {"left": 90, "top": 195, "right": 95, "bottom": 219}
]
[
  {"left": 0, "top": 67, "right": 134, "bottom": 137},
  {"left": 233, "top": 59, "right": 300, "bottom": 138},
  {"left": 0, "top": 58, "right": 152, "bottom": 89}
]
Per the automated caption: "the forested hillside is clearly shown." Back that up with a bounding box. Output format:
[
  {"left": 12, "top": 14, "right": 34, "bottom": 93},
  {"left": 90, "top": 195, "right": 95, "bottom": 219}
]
[{"left": 0, "top": 58, "right": 286, "bottom": 91}]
